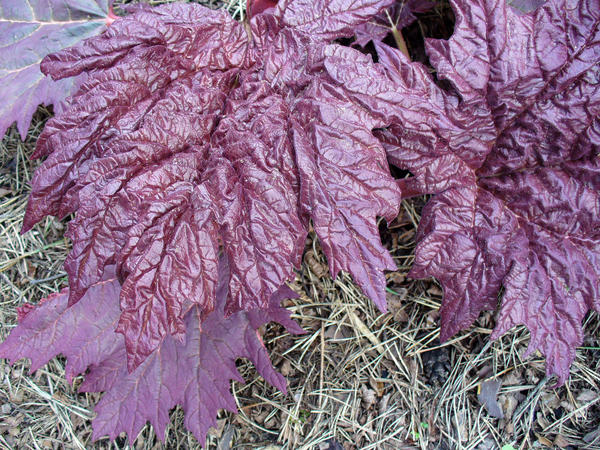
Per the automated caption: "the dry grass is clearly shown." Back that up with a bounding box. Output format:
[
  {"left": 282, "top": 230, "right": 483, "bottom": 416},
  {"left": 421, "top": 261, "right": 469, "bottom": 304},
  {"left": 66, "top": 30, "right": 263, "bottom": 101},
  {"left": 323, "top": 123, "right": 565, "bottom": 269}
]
[
  {"left": 2, "top": 1, "right": 600, "bottom": 449},
  {"left": 2, "top": 112, "right": 600, "bottom": 449}
]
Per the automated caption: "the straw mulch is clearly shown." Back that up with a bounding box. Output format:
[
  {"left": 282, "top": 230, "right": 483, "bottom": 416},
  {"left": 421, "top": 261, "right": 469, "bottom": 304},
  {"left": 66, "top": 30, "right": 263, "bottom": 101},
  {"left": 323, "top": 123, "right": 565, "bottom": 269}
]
[{"left": 1, "top": 1, "right": 599, "bottom": 449}]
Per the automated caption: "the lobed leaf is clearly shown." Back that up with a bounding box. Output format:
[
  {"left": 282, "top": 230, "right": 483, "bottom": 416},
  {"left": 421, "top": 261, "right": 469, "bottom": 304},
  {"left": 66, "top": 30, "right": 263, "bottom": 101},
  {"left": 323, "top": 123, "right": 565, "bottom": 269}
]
[
  {"left": 326, "top": 0, "right": 600, "bottom": 383},
  {"left": 21, "top": 1, "right": 400, "bottom": 371},
  {"left": 0, "top": 257, "right": 303, "bottom": 444},
  {"left": 0, "top": 0, "right": 114, "bottom": 139}
]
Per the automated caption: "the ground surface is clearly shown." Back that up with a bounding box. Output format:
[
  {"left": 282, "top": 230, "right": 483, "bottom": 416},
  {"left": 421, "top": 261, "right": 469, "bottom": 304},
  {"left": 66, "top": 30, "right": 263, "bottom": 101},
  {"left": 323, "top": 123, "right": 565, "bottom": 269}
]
[{"left": 1, "top": 1, "right": 600, "bottom": 449}]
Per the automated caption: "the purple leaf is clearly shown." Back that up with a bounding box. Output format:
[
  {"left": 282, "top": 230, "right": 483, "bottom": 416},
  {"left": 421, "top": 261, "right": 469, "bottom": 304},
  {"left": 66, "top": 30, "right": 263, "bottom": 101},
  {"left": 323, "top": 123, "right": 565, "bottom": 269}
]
[
  {"left": 0, "top": 0, "right": 114, "bottom": 139},
  {"left": 0, "top": 275, "right": 122, "bottom": 384},
  {"left": 0, "top": 257, "right": 303, "bottom": 444},
  {"left": 273, "top": 0, "right": 395, "bottom": 41},
  {"left": 248, "top": 0, "right": 279, "bottom": 18},
  {"left": 292, "top": 80, "right": 400, "bottom": 311},
  {"left": 21, "top": 1, "right": 400, "bottom": 371},
  {"left": 325, "top": 0, "right": 600, "bottom": 384}
]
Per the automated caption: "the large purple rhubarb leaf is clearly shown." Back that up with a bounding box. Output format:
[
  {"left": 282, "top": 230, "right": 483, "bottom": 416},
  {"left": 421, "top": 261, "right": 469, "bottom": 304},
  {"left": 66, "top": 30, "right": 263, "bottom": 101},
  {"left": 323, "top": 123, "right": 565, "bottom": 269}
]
[
  {"left": 324, "top": 0, "right": 600, "bottom": 384},
  {"left": 21, "top": 0, "right": 400, "bottom": 371},
  {"left": 0, "top": 0, "right": 114, "bottom": 139},
  {"left": 0, "top": 258, "right": 303, "bottom": 444}
]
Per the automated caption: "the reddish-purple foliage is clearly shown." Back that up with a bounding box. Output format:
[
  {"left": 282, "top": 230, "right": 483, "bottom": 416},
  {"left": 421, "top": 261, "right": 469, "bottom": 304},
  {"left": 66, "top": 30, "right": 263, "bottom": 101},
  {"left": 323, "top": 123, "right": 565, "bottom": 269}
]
[
  {"left": 248, "top": 0, "right": 278, "bottom": 17},
  {"left": 2, "top": 0, "right": 599, "bottom": 444},
  {"left": 326, "top": 0, "right": 600, "bottom": 384},
  {"left": 20, "top": 0, "right": 400, "bottom": 371},
  {"left": 0, "top": 257, "right": 303, "bottom": 443},
  {"left": 0, "top": 0, "right": 115, "bottom": 139}
]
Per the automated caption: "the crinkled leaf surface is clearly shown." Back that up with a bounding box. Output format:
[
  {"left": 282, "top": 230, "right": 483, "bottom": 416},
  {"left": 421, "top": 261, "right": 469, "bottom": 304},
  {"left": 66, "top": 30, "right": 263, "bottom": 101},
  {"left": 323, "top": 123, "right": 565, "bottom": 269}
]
[
  {"left": 22, "top": 0, "right": 400, "bottom": 371},
  {"left": 0, "top": 0, "right": 113, "bottom": 139},
  {"left": 0, "top": 258, "right": 303, "bottom": 444},
  {"left": 325, "top": 0, "right": 600, "bottom": 384},
  {"left": 272, "top": 0, "right": 397, "bottom": 40}
]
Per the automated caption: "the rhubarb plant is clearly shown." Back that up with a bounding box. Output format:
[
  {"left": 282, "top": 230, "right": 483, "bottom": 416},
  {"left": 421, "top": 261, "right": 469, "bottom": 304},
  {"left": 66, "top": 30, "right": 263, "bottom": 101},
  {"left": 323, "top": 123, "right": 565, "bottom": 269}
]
[
  {"left": 0, "top": 0, "right": 599, "bottom": 444},
  {"left": 326, "top": 0, "right": 600, "bottom": 384},
  {"left": 1, "top": 0, "right": 401, "bottom": 443}
]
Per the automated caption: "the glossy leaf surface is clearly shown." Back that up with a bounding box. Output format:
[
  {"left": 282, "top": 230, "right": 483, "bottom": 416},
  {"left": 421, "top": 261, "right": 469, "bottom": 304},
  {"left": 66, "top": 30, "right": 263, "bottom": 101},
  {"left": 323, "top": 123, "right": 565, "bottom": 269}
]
[
  {"left": 22, "top": 0, "right": 400, "bottom": 370},
  {"left": 325, "top": 0, "right": 600, "bottom": 384}
]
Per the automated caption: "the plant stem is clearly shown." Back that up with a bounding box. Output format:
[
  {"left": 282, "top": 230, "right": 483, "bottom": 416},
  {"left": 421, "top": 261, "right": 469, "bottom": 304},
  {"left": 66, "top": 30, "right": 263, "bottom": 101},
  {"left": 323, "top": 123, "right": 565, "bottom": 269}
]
[{"left": 391, "top": 26, "right": 410, "bottom": 59}]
